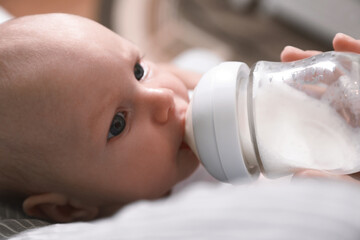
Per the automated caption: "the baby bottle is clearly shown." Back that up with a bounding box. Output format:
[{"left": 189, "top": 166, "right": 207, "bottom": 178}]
[{"left": 185, "top": 51, "right": 360, "bottom": 183}]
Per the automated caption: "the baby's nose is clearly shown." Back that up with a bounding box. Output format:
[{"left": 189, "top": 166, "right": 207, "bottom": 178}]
[{"left": 144, "top": 88, "right": 175, "bottom": 124}]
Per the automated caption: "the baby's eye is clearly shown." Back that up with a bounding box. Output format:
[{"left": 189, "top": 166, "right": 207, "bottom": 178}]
[
  {"left": 108, "top": 112, "right": 126, "bottom": 140},
  {"left": 134, "top": 62, "right": 144, "bottom": 80}
]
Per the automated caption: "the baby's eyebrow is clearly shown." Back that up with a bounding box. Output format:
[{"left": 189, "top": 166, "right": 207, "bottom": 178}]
[
  {"left": 138, "top": 50, "right": 146, "bottom": 60},
  {"left": 89, "top": 105, "right": 108, "bottom": 139},
  {"left": 86, "top": 89, "right": 117, "bottom": 143},
  {"left": 130, "top": 45, "right": 143, "bottom": 60},
  {"left": 121, "top": 47, "right": 140, "bottom": 66}
]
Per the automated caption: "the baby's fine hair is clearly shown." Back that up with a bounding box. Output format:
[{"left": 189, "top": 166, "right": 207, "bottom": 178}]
[{"left": 0, "top": 18, "right": 51, "bottom": 197}]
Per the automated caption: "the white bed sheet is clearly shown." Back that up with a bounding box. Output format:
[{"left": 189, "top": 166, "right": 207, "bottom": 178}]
[
  {"left": 0, "top": 5, "right": 12, "bottom": 24},
  {"left": 11, "top": 178, "right": 360, "bottom": 240}
]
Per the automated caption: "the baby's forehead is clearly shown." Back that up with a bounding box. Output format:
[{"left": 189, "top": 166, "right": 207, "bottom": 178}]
[
  {"left": 1, "top": 13, "right": 134, "bottom": 56},
  {"left": 0, "top": 13, "right": 141, "bottom": 116},
  {"left": 2, "top": 15, "right": 136, "bottom": 74}
]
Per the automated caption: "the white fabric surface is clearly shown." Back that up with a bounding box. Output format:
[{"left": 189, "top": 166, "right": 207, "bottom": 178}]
[
  {"left": 172, "top": 48, "right": 224, "bottom": 74},
  {"left": 0, "top": 6, "right": 12, "bottom": 24},
  {"left": 11, "top": 179, "right": 360, "bottom": 240}
]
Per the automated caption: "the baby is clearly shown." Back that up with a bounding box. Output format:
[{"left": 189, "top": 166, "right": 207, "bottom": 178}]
[
  {"left": 0, "top": 13, "right": 200, "bottom": 222},
  {"left": 1, "top": 12, "right": 359, "bottom": 224}
]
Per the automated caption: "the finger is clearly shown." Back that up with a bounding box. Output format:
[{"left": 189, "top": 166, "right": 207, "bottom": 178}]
[
  {"left": 333, "top": 33, "right": 360, "bottom": 54},
  {"left": 349, "top": 172, "right": 360, "bottom": 181},
  {"left": 293, "top": 169, "right": 360, "bottom": 184},
  {"left": 281, "top": 46, "right": 322, "bottom": 62},
  {"left": 293, "top": 169, "right": 333, "bottom": 178}
]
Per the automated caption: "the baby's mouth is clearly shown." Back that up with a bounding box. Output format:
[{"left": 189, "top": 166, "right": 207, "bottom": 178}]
[
  {"left": 179, "top": 141, "right": 190, "bottom": 150},
  {"left": 174, "top": 96, "right": 190, "bottom": 150}
]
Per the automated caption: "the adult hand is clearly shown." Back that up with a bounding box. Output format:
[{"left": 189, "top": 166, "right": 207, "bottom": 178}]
[
  {"left": 293, "top": 170, "right": 360, "bottom": 184},
  {"left": 281, "top": 33, "right": 360, "bottom": 62}
]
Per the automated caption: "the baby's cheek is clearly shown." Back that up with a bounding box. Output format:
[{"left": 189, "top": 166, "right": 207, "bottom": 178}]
[{"left": 176, "top": 148, "right": 199, "bottom": 180}]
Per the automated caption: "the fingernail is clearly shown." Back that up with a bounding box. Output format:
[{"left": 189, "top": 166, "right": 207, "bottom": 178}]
[
  {"left": 336, "top": 32, "right": 355, "bottom": 41},
  {"left": 283, "top": 45, "right": 303, "bottom": 52}
]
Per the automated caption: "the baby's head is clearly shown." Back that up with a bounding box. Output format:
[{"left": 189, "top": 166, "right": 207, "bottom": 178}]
[{"left": 0, "top": 13, "right": 198, "bottom": 222}]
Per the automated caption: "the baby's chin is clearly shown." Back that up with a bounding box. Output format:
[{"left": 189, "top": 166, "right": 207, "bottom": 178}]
[{"left": 176, "top": 142, "right": 200, "bottom": 181}]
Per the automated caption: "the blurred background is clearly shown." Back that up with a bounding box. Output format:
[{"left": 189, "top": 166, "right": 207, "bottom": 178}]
[{"left": 1, "top": 0, "right": 359, "bottom": 66}]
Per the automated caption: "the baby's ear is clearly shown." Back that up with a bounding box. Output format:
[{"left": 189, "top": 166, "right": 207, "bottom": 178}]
[{"left": 23, "top": 193, "right": 99, "bottom": 223}]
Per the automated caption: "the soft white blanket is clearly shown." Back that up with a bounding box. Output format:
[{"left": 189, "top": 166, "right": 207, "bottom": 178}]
[
  {"left": 11, "top": 179, "right": 360, "bottom": 240},
  {"left": 0, "top": 6, "right": 12, "bottom": 24}
]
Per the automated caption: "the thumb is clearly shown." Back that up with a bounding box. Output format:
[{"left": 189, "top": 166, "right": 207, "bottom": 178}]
[{"left": 293, "top": 169, "right": 359, "bottom": 184}]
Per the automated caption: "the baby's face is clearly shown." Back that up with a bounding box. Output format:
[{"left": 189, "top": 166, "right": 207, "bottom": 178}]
[{"left": 1, "top": 14, "right": 198, "bottom": 211}]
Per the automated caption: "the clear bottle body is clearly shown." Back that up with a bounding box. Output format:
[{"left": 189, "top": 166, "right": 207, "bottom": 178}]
[{"left": 248, "top": 52, "right": 360, "bottom": 178}]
